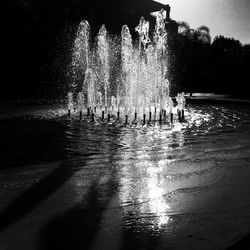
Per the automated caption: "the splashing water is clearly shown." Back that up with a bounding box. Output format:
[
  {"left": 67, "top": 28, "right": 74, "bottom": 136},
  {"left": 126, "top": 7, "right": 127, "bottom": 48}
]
[
  {"left": 68, "top": 9, "right": 185, "bottom": 124},
  {"left": 97, "top": 25, "right": 110, "bottom": 109},
  {"left": 72, "top": 20, "right": 90, "bottom": 91}
]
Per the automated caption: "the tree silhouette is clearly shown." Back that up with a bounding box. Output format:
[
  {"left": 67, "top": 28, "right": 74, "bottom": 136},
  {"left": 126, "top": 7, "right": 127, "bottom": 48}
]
[
  {"left": 178, "top": 22, "right": 211, "bottom": 44},
  {"left": 176, "top": 22, "right": 211, "bottom": 95},
  {"left": 177, "top": 21, "right": 191, "bottom": 37},
  {"left": 196, "top": 26, "right": 211, "bottom": 44}
]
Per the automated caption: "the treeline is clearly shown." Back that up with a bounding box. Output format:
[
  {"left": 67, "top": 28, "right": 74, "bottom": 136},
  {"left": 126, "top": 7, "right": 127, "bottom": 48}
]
[{"left": 167, "top": 20, "right": 250, "bottom": 98}]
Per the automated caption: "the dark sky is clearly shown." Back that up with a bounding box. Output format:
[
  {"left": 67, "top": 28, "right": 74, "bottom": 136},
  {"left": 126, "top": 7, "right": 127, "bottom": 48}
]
[{"left": 155, "top": 0, "right": 250, "bottom": 44}]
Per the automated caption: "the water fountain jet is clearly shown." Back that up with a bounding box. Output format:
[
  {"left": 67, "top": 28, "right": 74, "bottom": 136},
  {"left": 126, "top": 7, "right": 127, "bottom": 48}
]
[{"left": 67, "top": 9, "right": 186, "bottom": 127}]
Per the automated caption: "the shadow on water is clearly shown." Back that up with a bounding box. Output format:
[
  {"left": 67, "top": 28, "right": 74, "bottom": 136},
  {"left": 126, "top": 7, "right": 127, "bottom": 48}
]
[
  {"left": 0, "top": 119, "right": 121, "bottom": 237},
  {"left": 0, "top": 160, "right": 85, "bottom": 232},
  {"left": 40, "top": 206, "right": 166, "bottom": 250},
  {"left": 39, "top": 172, "right": 119, "bottom": 250},
  {"left": 0, "top": 118, "right": 68, "bottom": 170},
  {"left": 38, "top": 123, "right": 122, "bottom": 249},
  {"left": 38, "top": 128, "right": 122, "bottom": 249},
  {"left": 0, "top": 117, "right": 124, "bottom": 250}
]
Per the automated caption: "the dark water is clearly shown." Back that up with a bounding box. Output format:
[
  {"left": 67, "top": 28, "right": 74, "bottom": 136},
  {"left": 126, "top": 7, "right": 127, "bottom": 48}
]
[
  {"left": 0, "top": 104, "right": 250, "bottom": 169},
  {"left": 1, "top": 103, "right": 249, "bottom": 169},
  {"left": 0, "top": 102, "right": 250, "bottom": 250}
]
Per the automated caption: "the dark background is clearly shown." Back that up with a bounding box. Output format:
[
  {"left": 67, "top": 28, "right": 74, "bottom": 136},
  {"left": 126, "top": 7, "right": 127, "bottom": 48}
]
[{"left": 2, "top": 0, "right": 250, "bottom": 104}]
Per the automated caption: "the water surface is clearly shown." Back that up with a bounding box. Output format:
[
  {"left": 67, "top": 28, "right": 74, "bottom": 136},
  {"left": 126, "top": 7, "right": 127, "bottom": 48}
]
[{"left": 0, "top": 102, "right": 250, "bottom": 250}]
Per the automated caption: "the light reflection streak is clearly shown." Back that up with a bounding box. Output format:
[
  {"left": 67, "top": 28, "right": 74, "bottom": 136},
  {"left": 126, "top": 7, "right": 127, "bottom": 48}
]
[
  {"left": 146, "top": 165, "right": 171, "bottom": 227},
  {"left": 118, "top": 128, "right": 185, "bottom": 229},
  {"left": 66, "top": 104, "right": 246, "bottom": 231},
  {"left": 119, "top": 159, "right": 171, "bottom": 228}
]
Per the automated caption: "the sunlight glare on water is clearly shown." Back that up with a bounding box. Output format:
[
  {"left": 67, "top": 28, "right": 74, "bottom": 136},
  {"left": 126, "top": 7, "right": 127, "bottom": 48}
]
[{"left": 1, "top": 102, "right": 250, "bottom": 242}]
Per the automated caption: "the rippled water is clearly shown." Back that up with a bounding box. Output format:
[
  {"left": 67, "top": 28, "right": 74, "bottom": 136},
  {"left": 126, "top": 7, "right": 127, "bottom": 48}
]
[
  {"left": 2, "top": 103, "right": 249, "bottom": 165},
  {"left": 1, "top": 102, "right": 250, "bottom": 249}
]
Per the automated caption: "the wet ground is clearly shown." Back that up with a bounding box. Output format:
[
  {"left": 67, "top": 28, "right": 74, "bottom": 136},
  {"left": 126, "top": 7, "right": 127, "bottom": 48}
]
[{"left": 0, "top": 102, "right": 250, "bottom": 250}]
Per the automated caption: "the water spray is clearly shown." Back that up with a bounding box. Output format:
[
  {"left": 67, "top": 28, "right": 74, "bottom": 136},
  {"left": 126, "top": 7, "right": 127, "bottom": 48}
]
[{"left": 68, "top": 11, "right": 187, "bottom": 128}]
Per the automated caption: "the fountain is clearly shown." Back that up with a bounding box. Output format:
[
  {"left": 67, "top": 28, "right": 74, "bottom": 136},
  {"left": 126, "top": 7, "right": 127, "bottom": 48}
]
[
  {"left": 3, "top": 8, "right": 250, "bottom": 250},
  {"left": 67, "top": 9, "right": 186, "bottom": 125}
]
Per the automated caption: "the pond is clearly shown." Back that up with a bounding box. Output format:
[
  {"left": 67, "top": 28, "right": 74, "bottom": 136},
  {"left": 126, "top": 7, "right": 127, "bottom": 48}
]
[{"left": 0, "top": 101, "right": 250, "bottom": 249}]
